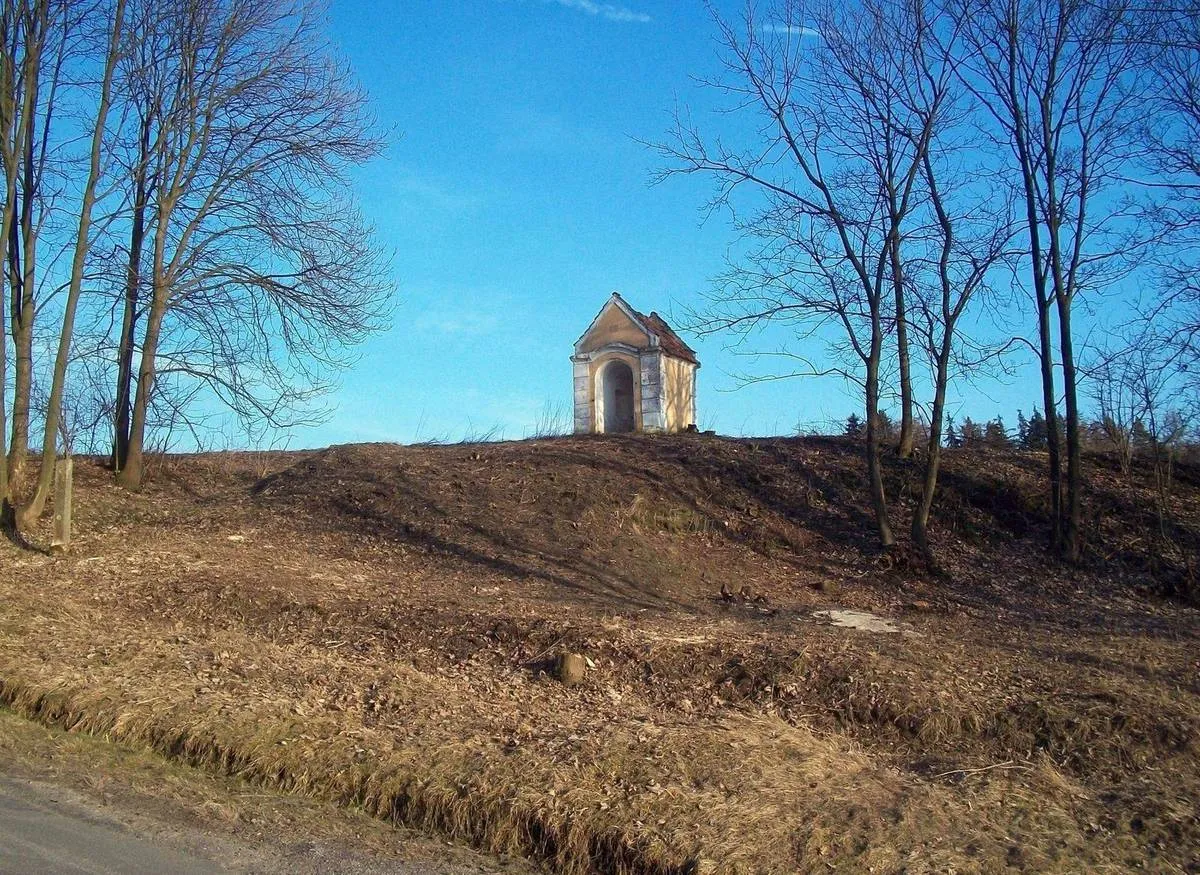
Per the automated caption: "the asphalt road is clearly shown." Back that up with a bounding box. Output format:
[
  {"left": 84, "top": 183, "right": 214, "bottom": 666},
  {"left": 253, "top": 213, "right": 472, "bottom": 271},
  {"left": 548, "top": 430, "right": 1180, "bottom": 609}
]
[
  {"left": 0, "top": 706, "right": 522, "bottom": 875},
  {"left": 0, "top": 776, "right": 220, "bottom": 875}
]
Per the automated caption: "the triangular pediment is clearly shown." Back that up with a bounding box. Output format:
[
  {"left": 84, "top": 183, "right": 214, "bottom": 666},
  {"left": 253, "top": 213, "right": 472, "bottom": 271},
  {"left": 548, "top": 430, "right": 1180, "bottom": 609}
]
[{"left": 574, "top": 292, "right": 655, "bottom": 355}]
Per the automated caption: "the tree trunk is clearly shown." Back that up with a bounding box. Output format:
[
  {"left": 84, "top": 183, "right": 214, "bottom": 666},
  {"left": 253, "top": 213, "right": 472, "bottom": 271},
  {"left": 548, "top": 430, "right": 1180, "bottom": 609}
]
[
  {"left": 865, "top": 325, "right": 894, "bottom": 548},
  {"left": 4, "top": 213, "right": 19, "bottom": 496},
  {"left": 6, "top": 11, "right": 44, "bottom": 491},
  {"left": 7, "top": 131, "right": 36, "bottom": 490},
  {"left": 7, "top": 227, "right": 34, "bottom": 489},
  {"left": 8, "top": 285, "right": 32, "bottom": 485},
  {"left": 1057, "top": 298, "right": 1082, "bottom": 561},
  {"left": 1012, "top": 121, "right": 1062, "bottom": 550},
  {"left": 1041, "top": 91, "right": 1078, "bottom": 561},
  {"left": 0, "top": 7, "right": 16, "bottom": 525},
  {"left": 0, "top": 123, "right": 10, "bottom": 524},
  {"left": 913, "top": 337, "right": 953, "bottom": 560},
  {"left": 0, "top": 262, "right": 7, "bottom": 526},
  {"left": 19, "top": 0, "right": 125, "bottom": 526},
  {"left": 890, "top": 234, "right": 915, "bottom": 459},
  {"left": 997, "top": 4, "right": 1063, "bottom": 555},
  {"left": 112, "top": 278, "right": 138, "bottom": 470},
  {"left": 116, "top": 291, "right": 164, "bottom": 491},
  {"left": 118, "top": 171, "right": 171, "bottom": 492},
  {"left": 0, "top": 242, "right": 7, "bottom": 521},
  {"left": 112, "top": 113, "right": 151, "bottom": 472},
  {"left": 1037, "top": 295, "right": 1062, "bottom": 550}
]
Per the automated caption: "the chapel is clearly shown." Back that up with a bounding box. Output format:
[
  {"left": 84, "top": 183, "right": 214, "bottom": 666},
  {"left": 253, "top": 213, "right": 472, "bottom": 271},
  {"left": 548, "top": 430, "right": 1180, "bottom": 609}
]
[{"left": 571, "top": 293, "right": 699, "bottom": 434}]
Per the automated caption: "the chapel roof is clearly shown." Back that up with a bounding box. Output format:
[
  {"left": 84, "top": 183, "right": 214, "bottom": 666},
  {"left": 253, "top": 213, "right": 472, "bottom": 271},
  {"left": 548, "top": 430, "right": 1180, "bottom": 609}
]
[
  {"left": 635, "top": 309, "right": 698, "bottom": 364},
  {"left": 611, "top": 293, "right": 699, "bottom": 365}
]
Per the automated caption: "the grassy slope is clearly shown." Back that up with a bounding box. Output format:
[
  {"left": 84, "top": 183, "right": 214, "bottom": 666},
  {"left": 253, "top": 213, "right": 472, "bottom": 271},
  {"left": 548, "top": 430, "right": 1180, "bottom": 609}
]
[
  {"left": 0, "top": 434, "right": 1196, "bottom": 873},
  {"left": 0, "top": 706, "right": 523, "bottom": 874}
]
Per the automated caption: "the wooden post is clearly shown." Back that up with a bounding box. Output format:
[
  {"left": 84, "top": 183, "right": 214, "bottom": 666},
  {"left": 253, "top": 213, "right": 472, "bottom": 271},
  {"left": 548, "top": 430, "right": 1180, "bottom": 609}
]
[{"left": 51, "top": 457, "right": 73, "bottom": 551}]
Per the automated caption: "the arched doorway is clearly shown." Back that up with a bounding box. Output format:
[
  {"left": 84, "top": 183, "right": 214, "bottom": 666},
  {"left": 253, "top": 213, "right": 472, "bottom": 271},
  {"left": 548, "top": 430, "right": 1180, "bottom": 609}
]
[{"left": 599, "top": 360, "right": 636, "bottom": 433}]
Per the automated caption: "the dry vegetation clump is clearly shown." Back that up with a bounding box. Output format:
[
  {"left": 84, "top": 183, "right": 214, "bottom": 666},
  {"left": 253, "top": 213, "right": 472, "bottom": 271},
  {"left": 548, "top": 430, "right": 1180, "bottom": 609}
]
[{"left": 1, "top": 435, "right": 1198, "bottom": 872}]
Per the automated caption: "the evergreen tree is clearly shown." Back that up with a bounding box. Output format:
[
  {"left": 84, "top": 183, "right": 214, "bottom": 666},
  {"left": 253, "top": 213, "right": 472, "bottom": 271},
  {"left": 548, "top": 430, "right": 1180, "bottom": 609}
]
[
  {"left": 945, "top": 420, "right": 962, "bottom": 449},
  {"left": 845, "top": 412, "right": 864, "bottom": 438},
  {"left": 959, "top": 417, "right": 984, "bottom": 447},
  {"left": 1024, "top": 408, "right": 1049, "bottom": 450},
  {"left": 874, "top": 410, "right": 896, "bottom": 442},
  {"left": 1132, "top": 419, "right": 1152, "bottom": 451},
  {"left": 984, "top": 417, "right": 1011, "bottom": 449},
  {"left": 1017, "top": 410, "right": 1030, "bottom": 448}
]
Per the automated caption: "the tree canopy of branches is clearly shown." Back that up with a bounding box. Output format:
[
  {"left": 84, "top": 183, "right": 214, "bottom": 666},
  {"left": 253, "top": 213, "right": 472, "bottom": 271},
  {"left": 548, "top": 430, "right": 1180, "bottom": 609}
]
[
  {"left": 107, "top": 0, "right": 390, "bottom": 490},
  {"left": 1, "top": 0, "right": 80, "bottom": 500},
  {"left": 1141, "top": 2, "right": 1200, "bottom": 397},
  {"left": 658, "top": 0, "right": 1194, "bottom": 565},
  {"left": 656, "top": 0, "right": 955, "bottom": 548},
  {"left": 948, "top": 0, "right": 1153, "bottom": 561},
  {"left": 7, "top": 0, "right": 125, "bottom": 527},
  {"left": 656, "top": 0, "right": 1011, "bottom": 558},
  {"left": 0, "top": 0, "right": 391, "bottom": 534}
]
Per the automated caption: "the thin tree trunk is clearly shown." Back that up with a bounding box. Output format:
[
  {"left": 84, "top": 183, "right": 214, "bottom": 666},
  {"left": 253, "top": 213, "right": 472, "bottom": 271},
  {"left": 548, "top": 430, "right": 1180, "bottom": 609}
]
[
  {"left": 8, "top": 229, "right": 33, "bottom": 487},
  {"left": 0, "top": 53, "right": 11, "bottom": 525},
  {"left": 117, "top": 287, "right": 164, "bottom": 491},
  {"left": 1039, "top": 57, "right": 1080, "bottom": 561},
  {"left": 913, "top": 339, "right": 951, "bottom": 559},
  {"left": 890, "top": 232, "right": 915, "bottom": 458},
  {"left": 912, "top": 148, "right": 958, "bottom": 560},
  {"left": 112, "top": 113, "right": 151, "bottom": 472},
  {"left": 0, "top": 1, "right": 15, "bottom": 524},
  {"left": 0, "top": 266, "right": 7, "bottom": 526},
  {"left": 865, "top": 325, "right": 894, "bottom": 548},
  {"left": 1037, "top": 294, "right": 1062, "bottom": 549},
  {"left": 3, "top": 211, "right": 18, "bottom": 504},
  {"left": 19, "top": 0, "right": 125, "bottom": 526},
  {"left": 7, "top": 44, "right": 38, "bottom": 490},
  {"left": 117, "top": 170, "right": 170, "bottom": 491},
  {"left": 0, "top": 255, "right": 7, "bottom": 525},
  {"left": 112, "top": 271, "right": 138, "bottom": 470},
  {"left": 0, "top": 270, "right": 7, "bottom": 526},
  {"left": 8, "top": 292, "right": 32, "bottom": 487},
  {"left": 1011, "top": 126, "right": 1062, "bottom": 550},
  {"left": 995, "top": 5, "right": 1063, "bottom": 554},
  {"left": 1057, "top": 299, "right": 1082, "bottom": 560}
]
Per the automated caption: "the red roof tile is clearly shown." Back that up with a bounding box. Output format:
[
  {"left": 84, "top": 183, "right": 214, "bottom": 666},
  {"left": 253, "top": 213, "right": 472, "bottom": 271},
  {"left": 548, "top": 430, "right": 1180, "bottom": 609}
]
[{"left": 633, "top": 308, "right": 698, "bottom": 365}]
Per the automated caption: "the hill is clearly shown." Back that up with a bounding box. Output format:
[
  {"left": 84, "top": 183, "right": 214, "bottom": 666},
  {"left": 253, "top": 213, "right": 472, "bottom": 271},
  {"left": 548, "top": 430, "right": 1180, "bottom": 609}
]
[{"left": 0, "top": 434, "right": 1197, "bottom": 872}]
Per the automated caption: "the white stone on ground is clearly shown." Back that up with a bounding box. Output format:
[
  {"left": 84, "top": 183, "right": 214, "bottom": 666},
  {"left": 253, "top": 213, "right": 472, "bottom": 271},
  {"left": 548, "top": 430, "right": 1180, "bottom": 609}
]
[{"left": 814, "top": 609, "right": 902, "bottom": 634}]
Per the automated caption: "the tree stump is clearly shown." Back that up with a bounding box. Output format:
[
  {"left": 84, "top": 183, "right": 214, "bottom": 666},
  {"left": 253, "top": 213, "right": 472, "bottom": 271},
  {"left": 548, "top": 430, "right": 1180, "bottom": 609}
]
[{"left": 554, "top": 652, "right": 586, "bottom": 686}]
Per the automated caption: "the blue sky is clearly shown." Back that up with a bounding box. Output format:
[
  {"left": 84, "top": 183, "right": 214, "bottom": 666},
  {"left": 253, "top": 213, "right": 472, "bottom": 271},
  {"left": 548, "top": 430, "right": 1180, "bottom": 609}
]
[{"left": 292, "top": 0, "right": 1046, "bottom": 448}]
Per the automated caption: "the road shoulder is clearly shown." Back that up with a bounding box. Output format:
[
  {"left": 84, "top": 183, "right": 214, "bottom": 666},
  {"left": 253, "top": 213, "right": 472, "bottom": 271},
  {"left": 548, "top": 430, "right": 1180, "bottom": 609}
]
[{"left": 0, "top": 707, "right": 526, "bottom": 875}]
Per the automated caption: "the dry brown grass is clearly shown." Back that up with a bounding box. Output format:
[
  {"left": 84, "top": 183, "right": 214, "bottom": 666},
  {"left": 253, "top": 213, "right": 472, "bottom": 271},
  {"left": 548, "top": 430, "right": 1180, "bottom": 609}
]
[
  {"left": 1, "top": 436, "right": 1197, "bottom": 872},
  {"left": 0, "top": 706, "right": 523, "bottom": 873}
]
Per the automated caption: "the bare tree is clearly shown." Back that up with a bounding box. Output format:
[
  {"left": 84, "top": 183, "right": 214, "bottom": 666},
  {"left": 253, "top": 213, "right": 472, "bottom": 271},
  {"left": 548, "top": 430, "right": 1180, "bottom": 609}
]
[
  {"left": 1089, "top": 346, "right": 1141, "bottom": 475},
  {"left": 110, "top": 0, "right": 389, "bottom": 489},
  {"left": 1142, "top": 408, "right": 1191, "bottom": 547},
  {"left": 18, "top": 0, "right": 125, "bottom": 526},
  {"left": 1089, "top": 325, "right": 1197, "bottom": 541},
  {"left": 108, "top": 0, "right": 160, "bottom": 472},
  {"left": 0, "top": 0, "right": 14, "bottom": 524},
  {"left": 1140, "top": 2, "right": 1200, "bottom": 390},
  {"left": 909, "top": 152, "right": 1014, "bottom": 556},
  {"left": 55, "top": 339, "right": 118, "bottom": 456},
  {"left": 655, "top": 0, "right": 946, "bottom": 548},
  {"left": 947, "top": 0, "right": 1153, "bottom": 561},
  {"left": 1, "top": 0, "right": 65, "bottom": 492}
]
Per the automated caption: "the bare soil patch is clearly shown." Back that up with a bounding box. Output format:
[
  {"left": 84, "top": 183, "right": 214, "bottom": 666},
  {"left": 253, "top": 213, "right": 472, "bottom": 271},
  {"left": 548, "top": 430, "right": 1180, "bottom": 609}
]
[{"left": 1, "top": 435, "right": 1197, "bottom": 872}]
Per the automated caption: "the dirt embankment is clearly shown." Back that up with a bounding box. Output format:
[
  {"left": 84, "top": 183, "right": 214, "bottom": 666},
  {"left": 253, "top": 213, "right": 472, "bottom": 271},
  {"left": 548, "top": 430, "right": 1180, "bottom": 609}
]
[{"left": 1, "top": 435, "right": 1197, "bottom": 873}]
